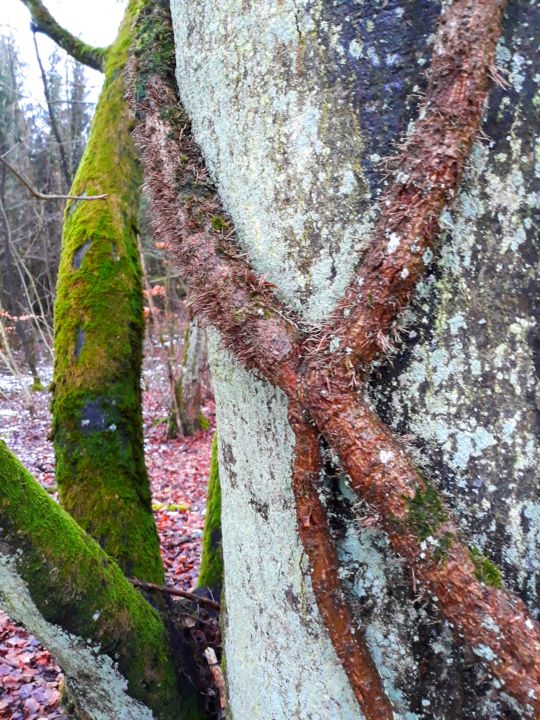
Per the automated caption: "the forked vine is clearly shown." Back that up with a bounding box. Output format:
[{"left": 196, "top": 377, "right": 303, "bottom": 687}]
[{"left": 129, "top": 1, "right": 540, "bottom": 717}]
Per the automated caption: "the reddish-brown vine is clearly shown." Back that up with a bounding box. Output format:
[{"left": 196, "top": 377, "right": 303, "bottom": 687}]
[{"left": 129, "top": 0, "right": 540, "bottom": 717}]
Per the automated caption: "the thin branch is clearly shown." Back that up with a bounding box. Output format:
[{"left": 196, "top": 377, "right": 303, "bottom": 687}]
[
  {"left": 1, "top": 141, "right": 23, "bottom": 159},
  {"left": 19, "top": 0, "right": 106, "bottom": 71},
  {"left": 0, "top": 156, "right": 107, "bottom": 202},
  {"left": 130, "top": 578, "right": 221, "bottom": 612},
  {"left": 32, "top": 31, "right": 72, "bottom": 188},
  {"left": 204, "top": 648, "right": 226, "bottom": 714}
]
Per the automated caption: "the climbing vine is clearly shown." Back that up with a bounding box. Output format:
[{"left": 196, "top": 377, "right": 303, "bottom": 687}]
[{"left": 129, "top": 1, "right": 540, "bottom": 718}]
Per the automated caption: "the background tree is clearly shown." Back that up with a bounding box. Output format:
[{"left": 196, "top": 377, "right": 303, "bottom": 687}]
[
  {"left": 22, "top": 0, "right": 165, "bottom": 582},
  {"left": 167, "top": 323, "right": 209, "bottom": 438},
  {"left": 0, "top": 32, "right": 93, "bottom": 387}
]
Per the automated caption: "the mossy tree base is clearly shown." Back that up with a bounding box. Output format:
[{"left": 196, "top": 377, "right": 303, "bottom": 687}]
[
  {"left": 197, "top": 435, "right": 223, "bottom": 596},
  {"left": 0, "top": 440, "right": 205, "bottom": 720}
]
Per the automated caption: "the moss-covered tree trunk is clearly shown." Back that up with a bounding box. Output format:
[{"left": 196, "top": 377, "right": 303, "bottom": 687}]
[
  {"left": 197, "top": 435, "right": 223, "bottom": 598},
  {"left": 51, "top": 0, "right": 163, "bottom": 583},
  {"left": 0, "top": 441, "right": 204, "bottom": 720},
  {"left": 170, "top": 1, "right": 539, "bottom": 718}
]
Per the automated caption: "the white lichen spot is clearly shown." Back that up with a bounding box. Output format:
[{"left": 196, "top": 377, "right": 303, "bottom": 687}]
[
  {"left": 348, "top": 39, "right": 363, "bottom": 59},
  {"left": 328, "top": 336, "right": 341, "bottom": 353},
  {"left": 366, "top": 46, "right": 380, "bottom": 67},
  {"left": 422, "top": 248, "right": 433, "bottom": 265},
  {"left": 473, "top": 644, "right": 497, "bottom": 662},
  {"left": 510, "top": 53, "right": 526, "bottom": 92},
  {"left": 379, "top": 450, "right": 394, "bottom": 465},
  {"left": 387, "top": 233, "right": 400, "bottom": 254},
  {"left": 385, "top": 53, "right": 400, "bottom": 67},
  {"left": 448, "top": 313, "right": 466, "bottom": 336},
  {"left": 339, "top": 169, "right": 356, "bottom": 195},
  {"left": 482, "top": 616, "right": 500, "bottom": 635}
]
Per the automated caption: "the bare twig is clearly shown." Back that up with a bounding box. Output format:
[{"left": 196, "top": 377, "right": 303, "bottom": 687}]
[
  {"left": 130, "top": 578, "right": 221, "bottom": 612},
  {"left": 0, "top": 156, "right": 108, "bottom": 202}
]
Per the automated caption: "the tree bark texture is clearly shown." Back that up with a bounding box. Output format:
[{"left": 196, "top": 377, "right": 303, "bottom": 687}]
[
  {"left": 169, "top": 1, "right": 538, "bottom": 718},
  {"left": 51, "top": 0, "right": 163, "bottom": 583}
]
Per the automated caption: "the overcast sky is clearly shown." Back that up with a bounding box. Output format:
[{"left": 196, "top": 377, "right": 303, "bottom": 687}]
[{"left": 1, "top": 0, "right": 127, "bottom": 104}]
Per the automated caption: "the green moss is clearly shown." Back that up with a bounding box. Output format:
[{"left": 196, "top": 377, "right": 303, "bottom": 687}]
[
  {"left": 27, "top": 0, "right": 106, "bottom": 72},
  {"left": 198, "top": 412, "right": 210, "bottom": 431},
  {"left": 406, "top": 482, "right": 448, "bottom": 541},
  {"left": 433, "top": 531, "right": 453, "bottom": 563},
  {"left": 30, "top": 379, "right": 45, "bottom": 393},
  {"left": 0, "top": 441, "right": 183, "bottom": 718},
  {"left": 469, "top": 546, "right": 503, "bottom": 588},
  {"left": 210, "top": 215, "right": 230, "bottom": 233},
  {"left": 52, "top": 0, "right": 163, "bottom": 584},
  {"left": 197, "top": 435, "right": 223, "bottom": 593},
  {"left": 133, "top": 0, "right": 176, "bottom": 85}
]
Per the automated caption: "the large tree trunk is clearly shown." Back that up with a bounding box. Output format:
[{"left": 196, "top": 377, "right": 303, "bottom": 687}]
[
  {"left": 51, "top": 0, "right": 163, "bottom": 583},
  {"left": 170, "top": 2, "right": 538, "bottom": 718}
]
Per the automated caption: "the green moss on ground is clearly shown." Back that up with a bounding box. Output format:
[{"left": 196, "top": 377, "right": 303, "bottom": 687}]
[
  {"left": 197, "top": 435, "right": 223, "bottom": 593},
  {"left": 52, "top": 0, "right": 163, "bottom": 584}
]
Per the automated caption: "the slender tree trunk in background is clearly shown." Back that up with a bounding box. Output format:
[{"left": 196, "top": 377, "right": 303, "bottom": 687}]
[
  {"left": 168, "top": 323, "right": 208, "bottom": 438},
  {"left": 0, "top": 170, "right": 40, "bottom": 384},
  {"left": 51, "top": 0, "right": 163, "bottom": 583},
  {"left": 170, "top": 2, "right": 538, "bottom": 718},
  {"left": 32, "top": 32, "right": 72, "bottom": 190}
]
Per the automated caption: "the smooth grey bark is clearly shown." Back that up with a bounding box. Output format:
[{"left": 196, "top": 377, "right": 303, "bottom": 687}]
[{"left": 170, "top": 1, "right": 539, "bottom": 718}]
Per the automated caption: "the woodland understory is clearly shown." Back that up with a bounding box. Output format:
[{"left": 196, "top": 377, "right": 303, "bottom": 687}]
[
  {"left": 0, "top": 342, "right": 216, "bottom": 719},
  {"left": 0, "top": 0, "right": 538, "bottom": 718}
]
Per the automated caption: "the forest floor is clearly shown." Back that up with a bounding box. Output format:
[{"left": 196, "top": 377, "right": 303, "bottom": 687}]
[{"left": 0, "top": 345, "right": 215, "bottom": 719}]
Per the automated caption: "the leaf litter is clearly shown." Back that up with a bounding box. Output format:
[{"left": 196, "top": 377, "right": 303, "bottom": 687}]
[{"left": 0, "top": 353, "right": 214, "bottom": 718}]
